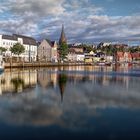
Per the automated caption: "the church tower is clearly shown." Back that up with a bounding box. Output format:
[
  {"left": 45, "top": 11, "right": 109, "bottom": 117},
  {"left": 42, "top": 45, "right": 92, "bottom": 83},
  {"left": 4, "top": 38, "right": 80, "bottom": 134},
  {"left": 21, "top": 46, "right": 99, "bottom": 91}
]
[{"left": 59, "top": 24, "right": 67, "bottom": 45}]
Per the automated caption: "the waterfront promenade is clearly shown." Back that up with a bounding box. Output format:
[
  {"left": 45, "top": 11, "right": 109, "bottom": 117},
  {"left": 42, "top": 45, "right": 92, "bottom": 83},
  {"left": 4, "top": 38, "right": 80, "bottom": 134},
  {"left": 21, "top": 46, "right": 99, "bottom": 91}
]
[
  {"left": 4, "top": 61, "right": 140, "bottom": 69},
  {"left": 4, "top": 62, "right": 87, "bottom": 68}
]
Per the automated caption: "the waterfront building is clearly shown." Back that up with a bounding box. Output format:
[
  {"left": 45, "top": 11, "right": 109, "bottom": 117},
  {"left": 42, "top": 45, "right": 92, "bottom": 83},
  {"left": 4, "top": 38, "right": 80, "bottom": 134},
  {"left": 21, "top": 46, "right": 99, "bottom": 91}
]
[
  {"left": 37, "top": 39, "right": 58, "bottom": 62},
  {"left": 67, "top": 45, "right": 84, "bottom": 62},
  {"left": 116, "top": 52, "right": 132, "bottom": 63},
  {"left": 84, "top": 51, "right": 95, "bottom": 63},
  {"left": 0, "top": 34, "right": 37, "bottom": 62},
  {"left": 69, "top": 45, "right": 84, "bottom": 53},
  {"left": 105, "top": 56, "right": 113, "bottom": 63},
  {"left": 131, "top": 52, "right": 140, "bottom": 61},
  {"left": 68, "top": 51, "right": 84, "bottom": 62}
]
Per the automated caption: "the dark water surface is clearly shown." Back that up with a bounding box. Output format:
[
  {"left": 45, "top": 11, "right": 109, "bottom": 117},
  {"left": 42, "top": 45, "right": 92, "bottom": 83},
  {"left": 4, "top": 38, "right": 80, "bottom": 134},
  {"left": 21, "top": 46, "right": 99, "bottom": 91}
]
[{"left": 0, "top": 65, "right": 140, "bottom": 140}]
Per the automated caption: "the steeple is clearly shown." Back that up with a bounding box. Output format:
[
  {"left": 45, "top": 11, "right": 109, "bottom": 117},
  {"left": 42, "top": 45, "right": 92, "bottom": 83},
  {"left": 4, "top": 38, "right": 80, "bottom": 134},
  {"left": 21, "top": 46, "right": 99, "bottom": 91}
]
[{"left": 59, "top": 24, "right": 67, "bottom": 45}]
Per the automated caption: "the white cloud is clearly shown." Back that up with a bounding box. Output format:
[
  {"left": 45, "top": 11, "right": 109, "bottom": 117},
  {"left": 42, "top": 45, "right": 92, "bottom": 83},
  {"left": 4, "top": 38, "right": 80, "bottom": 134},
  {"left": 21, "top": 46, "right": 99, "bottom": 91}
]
[{"left": 0, "top": 0, "right": 140, "bottom": 43}]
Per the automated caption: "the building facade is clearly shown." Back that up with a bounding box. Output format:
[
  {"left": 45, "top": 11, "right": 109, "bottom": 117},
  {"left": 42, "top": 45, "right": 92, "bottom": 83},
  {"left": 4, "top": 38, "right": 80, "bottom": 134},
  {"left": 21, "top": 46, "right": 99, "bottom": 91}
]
[
  {"left": 116, "top": 52, "right": 132, "bottom": 63},
  {"left": 0, "top": 34, "right": 37, "bottom": 62},
  {"left": 37, "top": 39, "right": 58, "bottom": 62}
]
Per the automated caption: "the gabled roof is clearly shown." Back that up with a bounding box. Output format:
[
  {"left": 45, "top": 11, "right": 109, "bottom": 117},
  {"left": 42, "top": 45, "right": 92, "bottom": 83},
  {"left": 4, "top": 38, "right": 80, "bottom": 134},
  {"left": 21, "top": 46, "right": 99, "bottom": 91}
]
[
  {"left": 51, "top": 41, "right": 55, "bottom": 46},
  {"left": 2, "top": 35, "right": 17, "bottom": 41},
  {"left": 124, "top": 52, "right": 132, "bottom": 58},
  {"left": 45, "top": 39, "right": 57, "bottom": 48},
  {"left": 45, "top": 39, "right": 52, "bottom": 46},
  {"left": 131, "top": 53, "right": 140, "bottom": 58},
  {"left": 117, "top": 52, "right": 124, "bottom": 57},
  {"left": 13, "top": 34, "right": 37, "bottom": 46}
]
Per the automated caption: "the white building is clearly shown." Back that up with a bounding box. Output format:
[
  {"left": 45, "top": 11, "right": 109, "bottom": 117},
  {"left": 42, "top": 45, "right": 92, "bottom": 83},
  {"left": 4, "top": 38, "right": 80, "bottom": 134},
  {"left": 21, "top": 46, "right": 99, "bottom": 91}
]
[
  {"left": 0, "top": 34, "right": 37, "bottom": 61},
  {"left": 68, "top": 52, "right": 85, "bottom": 62}
]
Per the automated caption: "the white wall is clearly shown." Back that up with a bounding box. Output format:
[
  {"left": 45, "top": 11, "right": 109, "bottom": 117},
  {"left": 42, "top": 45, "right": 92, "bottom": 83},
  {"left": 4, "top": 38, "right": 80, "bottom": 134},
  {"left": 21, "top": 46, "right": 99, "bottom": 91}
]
[
  {"left": 0, "top": 35, "right": 37, "bottom": 61},
  {"left": 0, "top": 35, "right": 2, "bottom": 47}
]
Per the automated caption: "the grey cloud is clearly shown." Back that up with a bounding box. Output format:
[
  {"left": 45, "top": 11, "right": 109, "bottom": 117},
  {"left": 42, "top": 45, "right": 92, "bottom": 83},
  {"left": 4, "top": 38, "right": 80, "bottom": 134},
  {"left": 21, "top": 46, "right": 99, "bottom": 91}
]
[
  {"left": 0, "top": 0, "right": 140, "bottom": 43},
  {"left": 8, "top": 0, "right": 65, "bottom": 17},
  {"left": 0, "top": 19, "right": 38, "bottom": 36}
]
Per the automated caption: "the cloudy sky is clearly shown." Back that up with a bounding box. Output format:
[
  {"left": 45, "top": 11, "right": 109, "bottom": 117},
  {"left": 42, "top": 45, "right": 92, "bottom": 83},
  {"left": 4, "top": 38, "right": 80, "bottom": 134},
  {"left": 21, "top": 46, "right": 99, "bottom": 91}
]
[{"left": 0, "top": 0, "right": 140, "bottom": 44}]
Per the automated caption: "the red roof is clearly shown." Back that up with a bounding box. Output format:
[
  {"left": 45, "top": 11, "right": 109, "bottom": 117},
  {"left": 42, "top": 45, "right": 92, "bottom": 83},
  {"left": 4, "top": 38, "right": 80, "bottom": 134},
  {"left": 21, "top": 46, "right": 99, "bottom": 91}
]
[{"left": 131, "top": 53, "right": 140, "bottom": 58}]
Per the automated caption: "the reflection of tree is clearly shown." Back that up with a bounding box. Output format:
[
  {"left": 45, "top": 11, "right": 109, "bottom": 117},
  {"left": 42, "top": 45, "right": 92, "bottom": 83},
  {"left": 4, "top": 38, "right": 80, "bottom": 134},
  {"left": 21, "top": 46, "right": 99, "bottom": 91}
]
[
  {"left": 82, "top": 76, "right": 89, "bottom": 82},
  {"left": 58, "top": 74, "right": 67, "bottom": 102},
  {"left": 113, "top": 63, "right": 120, "bottom": 72},
  {"left": 1, "top": 79, "right": 5, "bottom": 85},
  {"left": 11, "top": 78, "right": 24, "bottom": 93}
]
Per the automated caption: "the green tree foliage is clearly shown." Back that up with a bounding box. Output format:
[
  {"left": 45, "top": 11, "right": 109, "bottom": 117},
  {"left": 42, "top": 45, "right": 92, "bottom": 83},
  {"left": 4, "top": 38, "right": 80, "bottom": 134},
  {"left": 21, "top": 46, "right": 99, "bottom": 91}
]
[
  {"left": 11, "top": 78, "right": 24, "bottom": 93},
  {"left": 10, "top": 43, "right": 25, "bottom": 56},
  {"left": 83, "top": 45, "right": 94, "bottom": 52},
  {"left": 0, "top": 47, "right": 7, "bottom": 54},
  {"left": 128, "top": 46, "right": 140, "bottom": 53},
  {"left": 59, "top": 42, "right": 68, "bottom": 61}
]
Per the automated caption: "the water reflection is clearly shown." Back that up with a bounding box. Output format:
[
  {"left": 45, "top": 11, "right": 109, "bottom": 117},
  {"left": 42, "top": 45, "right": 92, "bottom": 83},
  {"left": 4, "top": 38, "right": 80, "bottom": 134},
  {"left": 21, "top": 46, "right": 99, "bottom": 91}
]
[
  {"left": 11, "top": 77, "right": 24, "bottom": 93},
  {"left": 0, "top": 66, "right": 140, "bottom": 139},
  {"left": 58, "top": 73, "right": 67, "bottom": 102},
  {"left": 0, "top": 69, "right": 37, "bottom": 94},
  {"left": 0, "top": 65, "right": 140, "bottom": 96}
]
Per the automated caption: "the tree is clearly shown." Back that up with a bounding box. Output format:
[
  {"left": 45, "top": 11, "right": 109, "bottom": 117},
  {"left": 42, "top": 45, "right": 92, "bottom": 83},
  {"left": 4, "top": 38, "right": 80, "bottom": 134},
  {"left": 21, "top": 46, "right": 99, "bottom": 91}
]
[
  {"left": 59, "top": 42, "right": 68, "bottom": 62},
  {"left": 0, "top": 47, "right": 7, "bottom": 54},
  {"left": 10, "top": 43, "right": 25, "bottom": 62},
  {"left": 128, "top": 46, "right": 140, "bottom": 53},
  {"left": 83, "top": 44, "right": 94, "bottom": 52}
]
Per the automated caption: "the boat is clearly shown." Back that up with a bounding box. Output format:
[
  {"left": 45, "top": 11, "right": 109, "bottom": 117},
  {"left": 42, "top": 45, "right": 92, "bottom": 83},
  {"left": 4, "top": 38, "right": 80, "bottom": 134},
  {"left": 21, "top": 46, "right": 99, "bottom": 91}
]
[
  {"left": 0, "top": 55, "right": 4, "bottom": 71},
  {"left": 97, "top": 62, "right": 105, "bottom": 66},
  {"left": 96, "top": 61, "right": 112, "bottom": 66}
]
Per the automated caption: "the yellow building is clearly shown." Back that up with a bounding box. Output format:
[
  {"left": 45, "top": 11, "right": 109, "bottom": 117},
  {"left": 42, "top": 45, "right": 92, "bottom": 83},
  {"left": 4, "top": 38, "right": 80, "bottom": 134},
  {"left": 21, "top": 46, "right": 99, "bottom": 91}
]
[{"left": 84, "top": 51, "right": 94, "bottom": 64}]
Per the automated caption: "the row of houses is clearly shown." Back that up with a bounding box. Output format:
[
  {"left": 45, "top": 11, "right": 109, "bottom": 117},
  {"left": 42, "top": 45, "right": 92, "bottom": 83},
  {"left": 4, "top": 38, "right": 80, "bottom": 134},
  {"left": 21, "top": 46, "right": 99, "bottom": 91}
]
[
  {"left": 0, "top": 25, "right": 67, "bottom": 62},
  {"left": 0, "top": 24, "right": 140, "bottom": 63},
  {"left": 0, "top": 34, "right": 37, "bottom": 62},
  {"left": 0, "top": 33, "right": 140, "bottom": 63},
  {"left": 0, "top": 34, "right": 60, "bottom": 62}
]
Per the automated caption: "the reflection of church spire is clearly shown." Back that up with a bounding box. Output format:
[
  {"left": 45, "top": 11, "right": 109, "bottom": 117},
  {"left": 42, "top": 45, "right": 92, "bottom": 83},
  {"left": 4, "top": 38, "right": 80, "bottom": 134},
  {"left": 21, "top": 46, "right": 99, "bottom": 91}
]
[
  {"left": 59, "top": 24, "right": 67, "bottom": 45},
  {"left": 58, "top": 73, "right": 67, "bottom": 102}
]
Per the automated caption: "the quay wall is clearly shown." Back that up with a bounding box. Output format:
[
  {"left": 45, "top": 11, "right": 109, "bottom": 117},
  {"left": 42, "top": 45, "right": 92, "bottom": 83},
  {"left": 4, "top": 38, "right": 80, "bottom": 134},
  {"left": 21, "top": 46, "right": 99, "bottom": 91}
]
[
  {"left": 4, "top": 61, "right": 140, "bottom": 69},
  {"left": 4, "top": 62, "right": 87, "bottom": 68}
]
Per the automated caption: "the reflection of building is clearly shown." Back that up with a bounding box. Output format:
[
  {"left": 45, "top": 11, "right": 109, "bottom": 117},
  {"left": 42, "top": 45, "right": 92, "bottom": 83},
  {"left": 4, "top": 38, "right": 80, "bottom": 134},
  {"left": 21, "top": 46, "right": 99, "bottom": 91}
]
[
  {"left": 0, "top": 34, "right": 37, "bottom": 61},
  {"left": 0, "top": 69, "right": 37, "bottom": 94},
  {"left": 37, "top": 39, "right": 58, "bottom": 62},
  {"left": 37, "top": 69, "right": 57, "bottom": 88}
]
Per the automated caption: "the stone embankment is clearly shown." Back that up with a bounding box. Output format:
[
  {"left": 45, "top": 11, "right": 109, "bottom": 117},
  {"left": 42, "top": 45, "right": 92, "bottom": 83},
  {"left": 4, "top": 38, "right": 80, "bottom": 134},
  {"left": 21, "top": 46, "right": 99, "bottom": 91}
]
[{"left": 4, "top": 62, "right": 87, "bottom": 68}]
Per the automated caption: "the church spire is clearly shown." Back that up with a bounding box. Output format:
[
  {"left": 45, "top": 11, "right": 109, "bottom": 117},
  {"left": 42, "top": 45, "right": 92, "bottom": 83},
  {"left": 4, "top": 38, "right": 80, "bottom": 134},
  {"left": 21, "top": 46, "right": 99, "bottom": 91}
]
[{"left": 59, "top": 24, "right": 67, "bottom": 45}]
